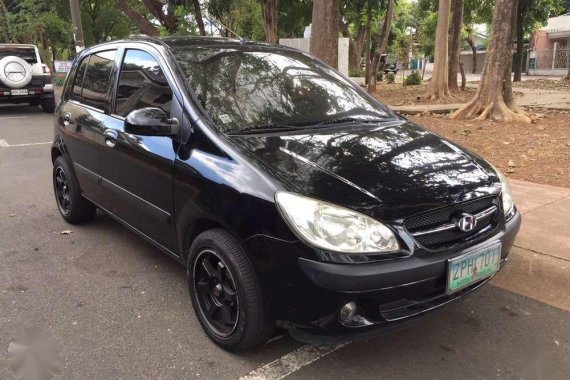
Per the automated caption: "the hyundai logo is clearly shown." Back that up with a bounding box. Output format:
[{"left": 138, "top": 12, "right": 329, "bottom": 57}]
[{"left": 456, "top": 213, "right": 477, "bottom": 232}]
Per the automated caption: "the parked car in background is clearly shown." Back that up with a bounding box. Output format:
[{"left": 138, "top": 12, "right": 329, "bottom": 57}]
[
  {"left": 0, "top": 44, "right": 55, "bottom": 112},
  {"left": 51, "top": 36, "right": 521, "bottom": 352}
]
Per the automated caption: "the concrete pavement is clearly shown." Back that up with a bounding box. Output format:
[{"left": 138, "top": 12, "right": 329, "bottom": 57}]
[{"left": 1, "top": 104, "right": 569, "bottom": 379}]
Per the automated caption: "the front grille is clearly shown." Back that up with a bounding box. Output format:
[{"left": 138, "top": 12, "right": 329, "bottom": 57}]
[{"left": 404, "top": 196, "right": 499, "bottom": 250}]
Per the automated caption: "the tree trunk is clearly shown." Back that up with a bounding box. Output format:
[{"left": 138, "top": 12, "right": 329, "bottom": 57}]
[
  {"left": 349, "top": 26, "right": 367, "bottom": 72},
  {"left": 115, "top": 0, "right": 160, "bottom": 36},
  {"left": 143, "top": 0, "right": 178, "bottom": 34},
  {"left": 369, "top": 0, "right": 395, "bottom": 86},
  {"left": 451, "top": 0, "right": 530, "bottom": 123},
  {"left": 426, "top": 0, "right": 451, "bottom": 100},
  {"left": 448, "top": 0, "right": 464, "bottom": 92},
  {"left": 260, "top": 0, "right": 278, "bottom": 44},
  {"left": 466, "top": 36, "right": 477, "bottom": 73},
  {"left": 364, "top": 2, "right": 372, "bottom": 84},
  {"left": 69, "top": 0, "right": 85, "bottom": 52},
  {"left": 309, "top": 0, "right": 339, "bottom": 68},
  {"left": 513, "top": 6, "right": 525, "bottom": 81},
  {"left": 191, "top": 0, "right": 206, "bottom": 36},
  {"left": 459, "top": 61, "right": 466, "bottom": 91}
]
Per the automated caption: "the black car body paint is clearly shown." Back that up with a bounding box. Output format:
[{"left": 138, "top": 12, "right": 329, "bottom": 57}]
[{"left": 52, "top": 36, "right": 521, "bottom": 344}]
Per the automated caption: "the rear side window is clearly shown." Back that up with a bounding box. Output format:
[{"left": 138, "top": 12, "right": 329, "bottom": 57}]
[
  {"left": 0, "top": 47, "right": 37, "bottom": 64},
  {"left": 115, "top": 49, "right": 173, "bottom": 117},
  {"left": 82, "top": 50, "right": 117, "bottom": 110},
  {"left": 71, "top": 56, "right": 89, "bottom": 101}
]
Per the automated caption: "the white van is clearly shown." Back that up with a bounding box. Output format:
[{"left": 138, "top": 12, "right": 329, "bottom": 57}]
[{"left": 0, "top": 44, "right": 55, "bottom": 112}]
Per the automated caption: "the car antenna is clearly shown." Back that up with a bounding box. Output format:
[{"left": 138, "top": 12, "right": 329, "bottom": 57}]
[{"left": 205, "top": 16, "right": 246, "bottom": 45}]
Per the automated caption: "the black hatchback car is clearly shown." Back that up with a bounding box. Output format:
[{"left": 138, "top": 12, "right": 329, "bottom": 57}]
[{"left": 52, "top": 36, "right": 521, "bottom": 351}]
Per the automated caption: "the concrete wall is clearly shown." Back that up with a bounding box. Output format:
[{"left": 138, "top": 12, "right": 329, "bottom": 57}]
[
  {"left": 278, "top": 38, "right": 350, "bottom": 77},
  {"left": 459, "top": 51, "right": 487, "bottom": 74}
]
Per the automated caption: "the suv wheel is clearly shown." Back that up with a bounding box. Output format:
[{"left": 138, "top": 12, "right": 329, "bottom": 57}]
[
  {"left": 53, "top": 156, "right": 97, "bottom": 223},
  {"left": 187, "top": 229, "right": 273, "bottom": 351},
  {"left": 42, "top": 97, "right": 56, "bottom": 113}
]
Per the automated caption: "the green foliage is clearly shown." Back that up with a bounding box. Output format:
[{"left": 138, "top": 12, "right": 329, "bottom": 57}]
[
  {"left": 349, "top": 68, "right": 366, "bottom": 77},
  {"left": 80, "top": 0, "right": 134, "bottom": 45},
  {"left": 403, "top": 70, "right": 421, "bottom": 86},
  {"left": 376, "top": 70, "right": 383, "bottom": 82},
  {"left": 386, "top": 72, "right": 395, "bottom": 83}
]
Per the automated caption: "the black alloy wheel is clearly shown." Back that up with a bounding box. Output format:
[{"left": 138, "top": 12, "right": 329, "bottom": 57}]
[
  {"left": 54, "top": 166, "right": 71, "bottom": 215},
  {"left": 193, "top": 249, "right": 239, "bottom": 337},
  {"left": 187, "top": 229, "right": 273, "bottom": 351},
  {"left": 52, "top": 156, "right": 97, "bottom": 223}
]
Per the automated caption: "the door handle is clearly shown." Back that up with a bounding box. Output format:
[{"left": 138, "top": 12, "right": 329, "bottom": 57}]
[
  {"left": 104, "top": 129, "right": 118, "bottom": 148},
  {"left": 63, "top": 112, "right": 71, "bottom": 126}
]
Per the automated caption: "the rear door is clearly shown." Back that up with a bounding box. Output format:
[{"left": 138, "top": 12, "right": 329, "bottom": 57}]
[
  {"left": 97, "top": 48, "right": 179, "bottom": 253},
  {"left": 57, "top": 50, "right": 117, "bottom": 202}
]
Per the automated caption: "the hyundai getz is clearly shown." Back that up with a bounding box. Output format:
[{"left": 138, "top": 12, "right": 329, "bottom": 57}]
[{"left": 52, "top": 37, "right": 521, "bottom": 351}]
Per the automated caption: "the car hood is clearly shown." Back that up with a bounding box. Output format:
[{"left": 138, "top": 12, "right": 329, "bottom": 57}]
[{"left": 228, "top": 121, "right": 501, "bottom": 221}]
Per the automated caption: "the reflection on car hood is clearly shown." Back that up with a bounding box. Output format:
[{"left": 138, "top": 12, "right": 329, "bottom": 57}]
[{"left": 228, "top": 121, "right": 501, "bottom": 221}]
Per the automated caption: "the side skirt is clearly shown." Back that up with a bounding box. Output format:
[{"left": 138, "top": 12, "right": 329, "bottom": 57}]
[{"left": 82, "top": 194, "right": 185, "bottom": 266}]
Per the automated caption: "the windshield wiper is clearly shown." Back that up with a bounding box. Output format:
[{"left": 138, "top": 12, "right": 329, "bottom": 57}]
[
  {"left": 315, "top": 116, "right": 389, "bottom": 126},
  {"left": 227, "top": 124, "right": 310, "bottom": 135}
]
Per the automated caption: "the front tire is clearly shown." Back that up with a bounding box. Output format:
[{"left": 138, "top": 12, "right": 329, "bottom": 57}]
[
  {"left": 53, "top": 156, "right": 96, "bottom": 223},
  {"left": 187, "top": 229, "right": 273, "bottom": 351}
]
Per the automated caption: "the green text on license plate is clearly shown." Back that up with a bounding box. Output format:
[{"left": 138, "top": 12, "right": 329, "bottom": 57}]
[{"left": 447, "top": 243, "right": 501, "bottom": 293}]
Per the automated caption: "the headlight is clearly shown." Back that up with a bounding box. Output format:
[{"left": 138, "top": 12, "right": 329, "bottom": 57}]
[
  {"left": 275, "top": 192, "right": 399, "bottom": 254},
  {"left": 495, "top": 169, "right": 515, "bottom": 217}
]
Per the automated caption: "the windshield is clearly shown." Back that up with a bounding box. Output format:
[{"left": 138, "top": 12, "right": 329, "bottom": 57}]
[{"left": 171, "top": 46, "right": 392, "bottom": 133}]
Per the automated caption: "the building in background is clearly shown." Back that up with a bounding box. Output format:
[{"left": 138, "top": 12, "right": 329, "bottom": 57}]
[{"left": 529, "top": 13, "right": 570, "bottom": 76}]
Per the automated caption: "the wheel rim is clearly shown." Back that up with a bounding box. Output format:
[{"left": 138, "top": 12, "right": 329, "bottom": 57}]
[
  {"left": 54, "top": 167, "right": 71, "bottom": 215},
  {"left": 193, "top": 249, "right": 239, "bottom": 337}
]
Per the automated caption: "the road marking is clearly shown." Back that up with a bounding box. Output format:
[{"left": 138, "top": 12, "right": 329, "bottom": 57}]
[
  {"left": 0, "top": 116, "right": 27, "bottom": 120},
  {"left": 239, "top": 344, "right": 347, "bottom": 380},
  {"left": 0, "top": 139, "right": 51, "bottom": 147}
]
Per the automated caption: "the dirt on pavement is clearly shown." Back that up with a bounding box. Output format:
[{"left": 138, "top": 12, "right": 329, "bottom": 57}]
[
  {"left": 512, "top": 78, "right": 570, "bottom": 91},
  {"left": 409, "top": 111, "right": 570, "bottom": 189}
]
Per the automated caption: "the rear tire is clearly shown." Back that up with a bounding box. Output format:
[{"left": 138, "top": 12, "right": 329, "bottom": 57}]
[
  {"left": 53, "top": 156, "right": 96, "bottom": 223},
  {"left": 41, "top": 97, "right": 56, "bottom": 113},
  {"left": 187, "top": 229, "right": 274, "bottom": 351}
]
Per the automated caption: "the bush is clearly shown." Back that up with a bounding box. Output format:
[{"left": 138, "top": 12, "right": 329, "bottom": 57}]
[
  {"left": 349, "top": 68, "right": 365, "bottom": 77},
  {"left": 386, "top": 72, "right": 395, "bottom": 83},
  {"left": 376, "top": 71, "right": 383, "bottom": 82},
  {"left": 404, "top": 70, "right": 422, "bottom": 86}
]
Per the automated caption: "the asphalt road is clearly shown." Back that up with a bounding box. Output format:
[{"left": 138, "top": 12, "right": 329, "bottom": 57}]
[{"left": 1, "top": 104, "right": 569, "bottom": 380}]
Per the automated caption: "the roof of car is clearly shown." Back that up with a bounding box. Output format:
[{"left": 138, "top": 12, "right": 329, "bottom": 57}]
[
  {"left": 119, "top": 35, "right": 279, "bottom": 49},
  {"left": 0, "top": 44, "right": 38, "bottom": 49}
]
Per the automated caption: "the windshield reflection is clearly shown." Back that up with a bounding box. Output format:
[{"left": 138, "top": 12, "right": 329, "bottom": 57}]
[{"left": 173, "top": 47, "right": 390, "bottom": 133}]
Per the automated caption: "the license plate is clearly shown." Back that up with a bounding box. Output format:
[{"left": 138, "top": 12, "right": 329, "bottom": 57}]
[
  {"left": 447, "top": 243, "right": 501, "bottom": 293},
  {"left": 11, "top": 89, "right": 28, "bottom": 96}
]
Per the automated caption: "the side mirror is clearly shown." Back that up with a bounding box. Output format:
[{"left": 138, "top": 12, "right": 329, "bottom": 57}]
[{"left": 124, "top": 107, "right": 179, "bottom": 136}]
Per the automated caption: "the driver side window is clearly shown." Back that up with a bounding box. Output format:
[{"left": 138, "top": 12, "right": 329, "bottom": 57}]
[{"left": 115, "top": 49, "right": 173, "bottom": 118}]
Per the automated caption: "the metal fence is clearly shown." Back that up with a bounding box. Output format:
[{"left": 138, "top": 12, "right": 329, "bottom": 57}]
[{"left": 531, "top": 43, "right": 570, "bottom": 70}]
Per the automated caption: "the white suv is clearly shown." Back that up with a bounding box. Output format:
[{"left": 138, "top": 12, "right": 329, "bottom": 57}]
[{"left": 0, "top": 44, "right": 55, "bottom": 113}]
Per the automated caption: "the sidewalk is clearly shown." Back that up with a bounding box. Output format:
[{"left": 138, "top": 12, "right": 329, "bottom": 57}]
[{"left": 491, "top": 179, "right": 570, "bottom": 312}]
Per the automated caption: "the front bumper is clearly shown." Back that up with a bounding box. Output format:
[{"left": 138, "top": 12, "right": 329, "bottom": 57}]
[{"left": 246, "top": 210, "right": 521, "bottom": 343}]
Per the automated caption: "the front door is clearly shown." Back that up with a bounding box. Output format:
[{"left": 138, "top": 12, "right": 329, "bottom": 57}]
[
  {"left": 98, "top": 48, "right": 178, "bottom": 253},
  {"left": 58, "top": 50, "right": 117, "bottom": 203}
]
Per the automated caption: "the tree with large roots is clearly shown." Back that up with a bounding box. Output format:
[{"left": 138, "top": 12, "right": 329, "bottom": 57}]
[
  {"left": 451, "top": 0, "right": 531, "bottom": 123},
  {"left": 426, "top": 0, "right": 452, "bottom": 100}
]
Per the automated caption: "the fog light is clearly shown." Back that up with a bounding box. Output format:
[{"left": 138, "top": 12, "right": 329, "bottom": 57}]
[{"left": 339, "top": 302, "right": 357, "bottom": 322}]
